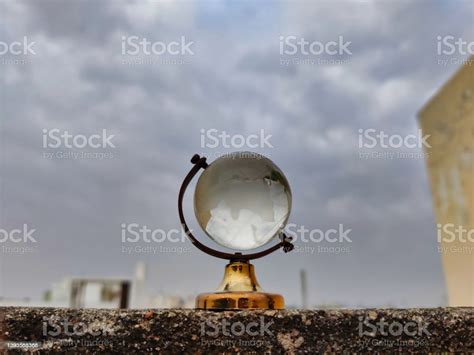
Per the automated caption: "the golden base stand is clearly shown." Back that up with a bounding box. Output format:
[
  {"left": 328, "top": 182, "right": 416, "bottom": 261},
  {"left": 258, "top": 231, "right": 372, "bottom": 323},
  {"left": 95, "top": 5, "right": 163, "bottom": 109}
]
[{"left": 196, "top": 261, "right": 285, "bottom": 310}]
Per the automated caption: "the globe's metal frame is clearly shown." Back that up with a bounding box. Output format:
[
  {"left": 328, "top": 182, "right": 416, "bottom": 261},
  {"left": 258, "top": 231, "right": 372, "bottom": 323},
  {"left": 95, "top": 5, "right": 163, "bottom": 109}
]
[{"left": 178, "top": 154, "right": 294, "bottom": 262}]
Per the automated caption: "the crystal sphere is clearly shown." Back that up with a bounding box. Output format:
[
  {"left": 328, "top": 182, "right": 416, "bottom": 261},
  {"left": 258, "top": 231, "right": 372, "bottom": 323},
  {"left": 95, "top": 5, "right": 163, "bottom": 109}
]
[{"left": 194, "top": 152, "right": 292, "bottom": 251}]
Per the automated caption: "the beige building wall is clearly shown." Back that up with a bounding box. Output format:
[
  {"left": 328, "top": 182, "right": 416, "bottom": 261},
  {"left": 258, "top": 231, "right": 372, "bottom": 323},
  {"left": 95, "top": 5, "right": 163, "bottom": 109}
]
[{"left": 418, "top": 59, "right": 473, "bottom": 306}]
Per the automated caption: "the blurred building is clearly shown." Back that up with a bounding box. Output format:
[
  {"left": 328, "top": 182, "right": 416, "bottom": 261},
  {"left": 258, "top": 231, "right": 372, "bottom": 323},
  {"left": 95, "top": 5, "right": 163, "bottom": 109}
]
[
  {"left": 0, "top": 262, "right": 194, "bottom": 309},
  {"left": 49, "top": 277, "right": 130, "bottom": 309},
  {"left": 418, "top": 58, "right": 473, "bottom": 306}
]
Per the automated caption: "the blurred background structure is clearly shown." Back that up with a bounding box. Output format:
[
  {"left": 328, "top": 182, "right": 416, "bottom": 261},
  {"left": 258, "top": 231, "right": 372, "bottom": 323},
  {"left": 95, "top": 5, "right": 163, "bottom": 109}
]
[
  {"left": 0, "top": 262, "right": 194, "bottom": 308},
  {"left": 418, "top": 58, "right": 473, "bottom": 306}
]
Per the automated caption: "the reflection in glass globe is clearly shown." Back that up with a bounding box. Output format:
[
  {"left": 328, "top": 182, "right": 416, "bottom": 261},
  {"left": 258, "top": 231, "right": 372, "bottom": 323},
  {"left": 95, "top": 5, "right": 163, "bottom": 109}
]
[{"left": 194, "top": 152, "right": 292, "bottom": 251}]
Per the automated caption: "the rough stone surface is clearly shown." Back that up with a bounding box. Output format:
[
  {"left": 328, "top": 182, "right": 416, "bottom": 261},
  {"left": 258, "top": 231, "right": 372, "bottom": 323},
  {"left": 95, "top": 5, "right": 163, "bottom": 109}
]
[{"left": 0, "top": 307, "right": 472, "bottom": 353}]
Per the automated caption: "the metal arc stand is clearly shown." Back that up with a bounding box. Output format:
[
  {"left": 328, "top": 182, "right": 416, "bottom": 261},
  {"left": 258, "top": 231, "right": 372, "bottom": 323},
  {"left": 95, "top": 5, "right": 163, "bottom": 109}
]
[{"left": 178, "top": 154, "right": 294, "bottom": 310}]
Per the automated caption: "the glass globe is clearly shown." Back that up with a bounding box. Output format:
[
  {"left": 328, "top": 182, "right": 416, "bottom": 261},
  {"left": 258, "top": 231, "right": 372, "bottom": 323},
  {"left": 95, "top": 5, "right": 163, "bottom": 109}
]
[{"left": 194, "top": 152, "right": 292, "bottom": 251}]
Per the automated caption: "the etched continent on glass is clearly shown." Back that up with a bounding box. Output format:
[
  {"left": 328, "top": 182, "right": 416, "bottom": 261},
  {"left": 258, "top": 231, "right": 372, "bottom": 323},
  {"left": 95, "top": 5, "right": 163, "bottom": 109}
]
[{"left": 194, "top": 152, "right": 292, "bottom": 250}]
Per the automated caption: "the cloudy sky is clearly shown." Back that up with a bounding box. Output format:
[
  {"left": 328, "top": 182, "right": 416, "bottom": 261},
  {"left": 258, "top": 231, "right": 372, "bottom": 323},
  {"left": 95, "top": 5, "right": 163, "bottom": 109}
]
[{"left": 0, "top": 0, "right": 473, "bottom": 308}]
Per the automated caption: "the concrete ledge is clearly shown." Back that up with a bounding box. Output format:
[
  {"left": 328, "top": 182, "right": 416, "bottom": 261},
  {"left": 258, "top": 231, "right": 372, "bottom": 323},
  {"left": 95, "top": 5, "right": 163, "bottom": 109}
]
[{"left": 1, "top": 307, "right": 472, "bottom": 353}]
